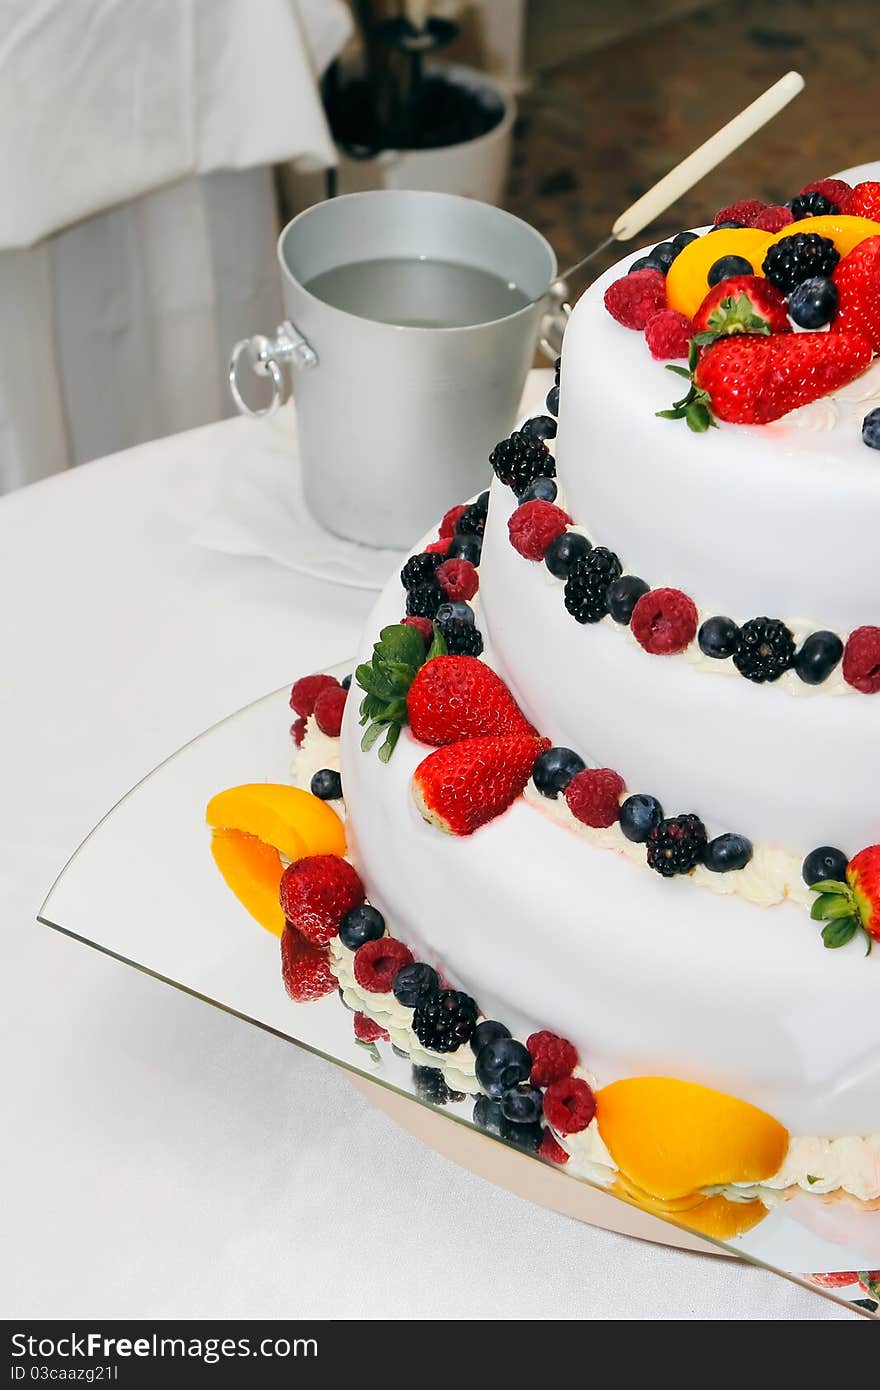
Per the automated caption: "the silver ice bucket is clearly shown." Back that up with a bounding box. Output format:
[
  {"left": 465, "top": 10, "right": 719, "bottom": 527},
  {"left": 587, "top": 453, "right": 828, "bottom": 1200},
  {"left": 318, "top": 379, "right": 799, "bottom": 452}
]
[{"left": 229, "top": 190, "right": 556, "bottom": 549}]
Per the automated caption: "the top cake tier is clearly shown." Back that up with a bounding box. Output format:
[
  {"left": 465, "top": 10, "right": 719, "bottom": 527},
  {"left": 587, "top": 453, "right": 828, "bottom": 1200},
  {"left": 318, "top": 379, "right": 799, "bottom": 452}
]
[{"left": 556, "top": 241, "right": 880, "bottom": 633}]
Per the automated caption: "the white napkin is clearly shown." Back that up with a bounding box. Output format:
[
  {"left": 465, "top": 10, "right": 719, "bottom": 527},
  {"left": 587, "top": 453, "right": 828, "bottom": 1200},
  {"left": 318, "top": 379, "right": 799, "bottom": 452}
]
[
  {"left": 194, "top": 368, "right": 556, "bottom": 590},
  {"left": 194, "top": 404, "right": 407, "bottom": 590}
]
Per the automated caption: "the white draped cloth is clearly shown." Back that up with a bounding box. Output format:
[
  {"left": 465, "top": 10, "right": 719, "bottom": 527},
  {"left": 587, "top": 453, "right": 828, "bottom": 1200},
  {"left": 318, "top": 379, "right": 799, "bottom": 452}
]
[{"left": 0, "top": 0, "right": 352, "bottom": 492}]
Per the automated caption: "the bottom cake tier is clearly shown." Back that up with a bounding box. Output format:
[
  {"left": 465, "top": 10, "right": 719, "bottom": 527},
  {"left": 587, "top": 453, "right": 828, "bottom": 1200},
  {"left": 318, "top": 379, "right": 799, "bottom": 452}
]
[{"left": 336, "top": 544, "right": 880, "bottom": 1156}]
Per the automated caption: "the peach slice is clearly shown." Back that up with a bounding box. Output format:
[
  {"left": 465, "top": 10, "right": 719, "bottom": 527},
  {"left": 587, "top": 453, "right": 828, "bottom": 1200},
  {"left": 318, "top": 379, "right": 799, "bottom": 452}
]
[
  {"left": 596, "top": 1076, "right": 789, "bottom": 1201},
  {"left": 762, "top": 214, "right": 880, "bottom": 261},
  {"left": 206, "top": 783, "right": 345, "bottom": 861},
  {"left": 613, "top": 1174, "right": 769, "bottom": 1240},
  {"left": 210, "top": 828, "right": 285, "bottom": 937},
  {"left": 666, "top": 229, "right": 772, "bottom": 317}
]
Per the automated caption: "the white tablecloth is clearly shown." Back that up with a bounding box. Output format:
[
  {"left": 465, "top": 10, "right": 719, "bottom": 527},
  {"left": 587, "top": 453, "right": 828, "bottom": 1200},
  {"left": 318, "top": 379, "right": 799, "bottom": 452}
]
[{"left": 0, "top": 412, "right": 855, "bottom": 1320}]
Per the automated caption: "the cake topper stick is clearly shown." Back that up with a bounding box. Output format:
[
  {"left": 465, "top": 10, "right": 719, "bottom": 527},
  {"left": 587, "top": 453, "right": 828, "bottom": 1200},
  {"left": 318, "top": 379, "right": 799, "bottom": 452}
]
[{"left": 548, "top": 71, "right": 805, "bottom": 298}]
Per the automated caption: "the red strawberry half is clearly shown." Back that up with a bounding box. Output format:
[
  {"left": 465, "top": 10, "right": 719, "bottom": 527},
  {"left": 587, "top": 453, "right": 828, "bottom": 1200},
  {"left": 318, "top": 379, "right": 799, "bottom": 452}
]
[
  {"left": 692, "top": 276, "right": 789, "bottom": 340},
  {"left": 831, "top": 235, "right": 880, "bottom": 352},
  {"left": 412, "top": 733, "right": 549, "bottom": 836},
  {"left": 809, "top": 844, "right": 880, "bottom": 953},
  {"left": 406, "top": 655, "right": 535, "bottom": 746},
  {"left": 843, "top": 181, "right": 880, "bottom": 221},
  {"left": 692, "top": 331, "right": 873, "bottom": 425}
]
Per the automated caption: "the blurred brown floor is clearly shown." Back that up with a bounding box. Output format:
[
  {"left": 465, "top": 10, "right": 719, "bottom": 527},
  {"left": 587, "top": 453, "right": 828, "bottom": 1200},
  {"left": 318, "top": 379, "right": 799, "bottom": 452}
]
[{"left": 503, "top": 0, "right": 879, "bottom": 291}]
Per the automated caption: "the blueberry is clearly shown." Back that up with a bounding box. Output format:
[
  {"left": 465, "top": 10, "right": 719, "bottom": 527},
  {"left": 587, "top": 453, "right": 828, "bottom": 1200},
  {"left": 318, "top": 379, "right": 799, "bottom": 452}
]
[
  {"left": 502, "top": 1118, "right": 543, "bottom": 1154},
  {"left": 338, "top": 904, "right": 385, "bottom": 950},
  {"left": 310, "top": 768, "right": 342, "bottom": 800},
  {"left": 544, "top": 531, "right": 591, "bottom": 579},
  {"left": 629, "top": 254, "right": 665, "bottom": 274},
  {"left": 522, "top": 414, "right": 557, "bottom": 441},
  {"left": 863, "top": 407, "right": 880, "bottom": 449},
  {"left": 709, "top": 219, "right": 745, "bottom": 231},
  {"left": 475, "top": 1036, "right": 532, "bottom": 1099},
  {"left": 606, "top": 574, "right": 649, "bottom": 624},
  {"left": 470, "top": 1019, "right": 511, "bottom": 1055},
  {"left": 794, "top": 630, "right": 843, "bottom": 685},
  {"left": 619, "top": 793, "right": 663, "bottom": 843},
  {"left": 787, "top": 276, "right": 838, "bottom": 329},
  {"left": 435, "top": 600, "right": 475, "bottom": 625},
  {"left": 447, "top": 533, "right": 482, "bottom": 565},
  {"left": 519, "top": 476, "right": 558, "bottom": 504},
  {"left": 472, "top": 1095, "right": 505, "bottom": 1136},
  {"left": 392, "top": 961, "right": 439, "bottom": 1008},
  {"left": 545, "top": 385, "right": 560, "bottom": 417},
  {"left": 707, "top": 254, "right": 754, "bottom": 286},
  {"left": 702, "top": 832, "right": 753, "bottom": 873},
  {"left": 651, "top": 242, "right": 677, "bottom": 270},
  {"left": 698, "top": 615, "right": 740, "bottom": 659},
  {"left": 500, "top": 1083, "right": 544, "bottom": 1125},
  {"left": 340, "top": 673, "right": 352, "bottom": 689},
  {"left": 802, "top": 846, "right": 848, "bottom": 887},
  {"left": 671, "top": 230, "right": 699, "bottom": 251},
  {"left": 533, "top": 746, "right": 586, "bottom": 798}
]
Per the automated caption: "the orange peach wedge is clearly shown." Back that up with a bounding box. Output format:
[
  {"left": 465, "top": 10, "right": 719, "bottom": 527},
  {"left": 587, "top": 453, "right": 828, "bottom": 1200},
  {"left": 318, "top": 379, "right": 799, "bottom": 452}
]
[
  {"left": 596, "top": 1076, "right": 789, "bottom": 1201},
  {"left": 206, "top": 783, "right": 346, "bottom": 936},
  {"left": 613, "top": 1172, "right": 769, "bottom": 1241},
  {"left": 206, "top": 783, "right": 345, "bottom": 861},
  {"left": 762, "top": 214, "right": 880, "bottom": 261},
  {"left": 665, "top": 229, "right": 772, "bottom": 317}
]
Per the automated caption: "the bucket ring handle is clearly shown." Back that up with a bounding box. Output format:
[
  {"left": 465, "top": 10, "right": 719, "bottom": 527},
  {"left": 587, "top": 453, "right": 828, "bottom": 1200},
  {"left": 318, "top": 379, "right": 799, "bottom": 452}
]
[{"left": 228, "top": 320, "right": 318, "bottom": 418}]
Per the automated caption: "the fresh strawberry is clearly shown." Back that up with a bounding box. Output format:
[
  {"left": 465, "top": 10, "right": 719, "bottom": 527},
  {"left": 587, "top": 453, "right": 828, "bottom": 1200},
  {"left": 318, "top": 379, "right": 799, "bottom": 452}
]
[
  {"left": 406, "top": 655, "right": 535, "bottom": 746},
  {"left": 809, "top": 1271, "right": 859, "bottom": 1288},
  {"left": 353, "top": 1011, "right": 389, "bottom": 1043},
  {"left": 858, "top": 1271, "right": 880, "bottom": 1299},
  {"left": 412, "top": 733, "right": 549, "bottom": 835},
  {"left": 692, "top": 276, "right": 789, "bottom": 340},
  {"left": 280, "top": 924, "right": 337, "bottom": 1002},
  {"left": 691, "top": 331, "right": 873, "bottom": 425},
  {"left": 831, "top": 235, "right": 880, "bottom": 351},
  {"left": 843, "top": 181, "right": 880, "bottom": 221},
  {"left": 279, "top": 854, "right": 365, "bottom": 945},
  {"left": 809, "top": 843, "right": 880, "bottom": 952}
]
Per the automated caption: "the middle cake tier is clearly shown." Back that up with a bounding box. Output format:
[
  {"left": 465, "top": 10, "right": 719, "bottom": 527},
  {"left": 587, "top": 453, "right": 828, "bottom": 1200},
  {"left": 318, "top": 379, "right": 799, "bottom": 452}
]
[{"left": 479, "top": 480, "right": 880, "bottom": 857}]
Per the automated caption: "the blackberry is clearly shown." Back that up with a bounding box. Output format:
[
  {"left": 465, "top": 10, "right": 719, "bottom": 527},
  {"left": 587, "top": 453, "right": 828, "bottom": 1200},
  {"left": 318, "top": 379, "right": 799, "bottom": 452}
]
[
  {"left": 412, "top": 988, "right": 478, "bottom": 1053},
  {"left": 732, "top": 617, "right": 795, "bottom": 683},
  {"left": 787, "top": 190, "right": 840, "bottom": 220},
  {"left": 412, "top": 1065, "right": 464, "bottom": 1106},
  {"left": 405, "top": 579, "right": 443, "bottom": 618},
  {"left": 437, "top": 617, "right": 483, "bottom": 656},
  {"left": 456, "top": 490, "right": 489, "bottom": 538},
  {"left": 762, "top": 233, "right": 839, "bottom": 295},
  {"left": 489, "top": 429, "right": 555, "bottom": 496},
  {"left": 646, "top": 814, "right": 708, "bottom": 877},
  {"left": 563, "top": 546, "right": 623, "bottom": 624},
  {"left": 400, "top": 550, "right": 441, "bottom": 591}
]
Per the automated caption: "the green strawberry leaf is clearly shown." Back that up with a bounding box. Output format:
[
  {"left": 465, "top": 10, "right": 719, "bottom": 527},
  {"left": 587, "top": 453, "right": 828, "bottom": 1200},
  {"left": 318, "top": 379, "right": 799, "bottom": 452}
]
[
  {"left": 658, "top": 342, "right": 717, "bottom": 433},
  {"left": 809, "top": 879, "right": 850, "bottom": 895},
  {"left": 821, "top": 916, "right": 858, "bottom": 949},
  {"left": 378, "top": 723, "right": 401, "bottom": 764},
  {"left": 426, "top": 625, "right": 448, "bottom": 662},
  {"left": 665, "top": 364, "right": 692, "bottom": 379},
  {"left": 355, "top": 620, "right": 446, "bottom": 760},
  {"left": 806, "top": 1174, "right": 822, "bottom": 1185}
]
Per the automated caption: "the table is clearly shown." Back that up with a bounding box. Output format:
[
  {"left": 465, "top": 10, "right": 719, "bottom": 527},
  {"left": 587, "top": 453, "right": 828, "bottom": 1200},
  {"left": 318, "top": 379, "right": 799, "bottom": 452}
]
[{"left": 0, "top": 412, "right": 855, "bottom": 1320}]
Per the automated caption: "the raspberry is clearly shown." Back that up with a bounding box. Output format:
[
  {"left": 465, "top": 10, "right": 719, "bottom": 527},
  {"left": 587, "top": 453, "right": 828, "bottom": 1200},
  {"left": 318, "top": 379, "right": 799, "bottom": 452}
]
[
  {"left": 713, "top": 199, "right": 767, "bottom": 227},
  {"left": 353, "top": 1011, "right": 389, "bottom": 1043},
  {"left": 401, "top": 615, "right": 434, "bottom": 645},
  {"left": 314, "top": 684, "right": 347, "bottom": 736},
  {"left": 353, "top": 936, "right": 414, "bottom": 993},
  {"left": 279, "top": 855, "right": 365, "bottom": 945},
  {"left": 425, "top": 536, "right": 453, "bottom": 555},
  {"left": 843, "top": 625, "right": 880, "bottom": 694},
  {"left": 440, "top": 503, "right": 468, "bottom": 538},
  {"left": 542, "top": 1076, "right": 596, "bottom": 1135},
  {"left": 751, "top": 204, "right": 794, "bottom": 233},
  {"left": 564, "top": 768, "right": 625, "bottom": 829},
  {"left": 644, "top": 309, "right": 693, "bottom": 360},
  {"left": 507, "top": 500, "right": 572, "bottom": 561},
  {"left": 436, "top": 557, "right": 479, "bottom": 601},
  {"left": 290, "top": 717, "right": 307, "bottom": 748},
  {"left": 845, "top": 181, "right": 880, "bottom": 221},
  {"left": 280, "top": 925, "right": 337, "bottom": 1002},
  {"left": 538, "top": 1130, "right": 570, "bottom": 1164},
  {"left": 801, "top": 178, "right": 852, "bottom": 209},
  {"left": 604, "top": 269, "right": 666, "bottom": 330},
  {"left": 527, "top": 1030, "right": 579, "bottom": 1087},
  {"left": 289, "top": 672, "right": 339, "bottom": 718},
  {"left": 631, "top": 587, "right": 698, "bottom": 655}
]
